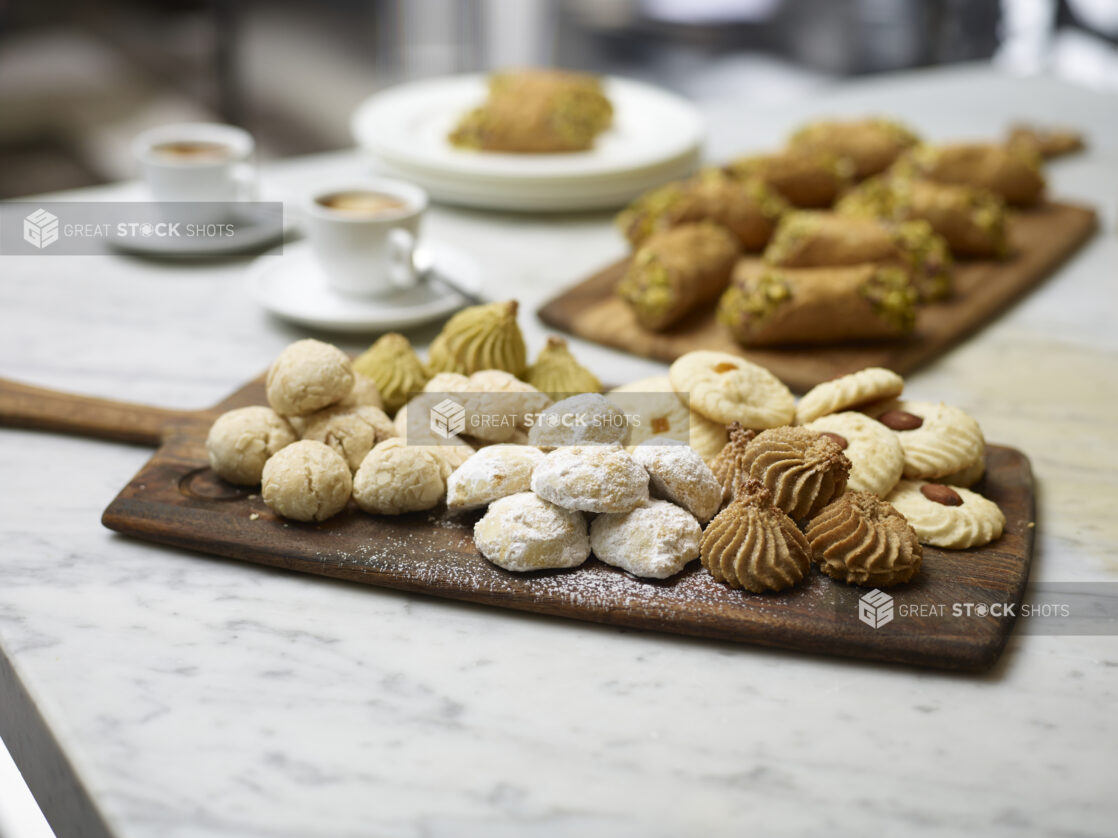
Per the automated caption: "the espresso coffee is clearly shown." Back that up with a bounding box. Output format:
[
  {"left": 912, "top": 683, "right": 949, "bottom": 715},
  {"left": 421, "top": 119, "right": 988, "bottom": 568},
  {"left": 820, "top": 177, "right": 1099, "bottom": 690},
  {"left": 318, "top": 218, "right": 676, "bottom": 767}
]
[
  {"left": 317, "top": 190, "right": 409, "bottom": 217},
  {"left": 152, "top": 140, "right": 234, "bottom": 162}
]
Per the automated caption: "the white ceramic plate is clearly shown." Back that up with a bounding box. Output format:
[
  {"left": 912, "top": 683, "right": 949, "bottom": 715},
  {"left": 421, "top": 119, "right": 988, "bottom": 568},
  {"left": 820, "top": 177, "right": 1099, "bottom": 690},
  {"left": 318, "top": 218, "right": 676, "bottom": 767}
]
[
  {"left": 248, "top": 240, "right": 482, "bottom": 333},
  {"left": 351, "top": 74, "right": 705, "bottom": 210}
]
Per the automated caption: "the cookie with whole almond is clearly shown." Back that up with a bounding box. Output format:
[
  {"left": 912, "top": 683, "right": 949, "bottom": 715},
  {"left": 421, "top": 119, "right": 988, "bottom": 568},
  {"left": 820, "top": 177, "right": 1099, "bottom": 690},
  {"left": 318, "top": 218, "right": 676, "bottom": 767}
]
[
  {"left": 805, "top": 491, "right": 922, "bottom": 586},
  {"left": 804, "top": 411, "right": 904, "bottom": 497},
  {"left": 795, "top": 367, "right": 904, "bottom": 425},
  {"left": 864, "top": 399, "right": 985, "bottom": 480},
  {"left": 885, "top": 479, "right": 1005, "bottom": 549}
]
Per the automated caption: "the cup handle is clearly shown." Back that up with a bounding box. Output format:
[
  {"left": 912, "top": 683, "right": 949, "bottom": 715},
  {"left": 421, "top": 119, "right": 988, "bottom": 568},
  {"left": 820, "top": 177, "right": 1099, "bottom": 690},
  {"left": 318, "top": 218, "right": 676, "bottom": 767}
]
[
  {"left": 233, "top": 163, "right": 258, "bottom": 202},
  {"left": 388, "top": 228, "right": 419, "bottom": 289}
]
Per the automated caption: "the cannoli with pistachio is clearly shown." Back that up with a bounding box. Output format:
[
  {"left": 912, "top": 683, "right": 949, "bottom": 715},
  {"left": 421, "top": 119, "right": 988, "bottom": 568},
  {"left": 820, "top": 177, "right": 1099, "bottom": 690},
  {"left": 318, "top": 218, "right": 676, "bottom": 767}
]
[
  {"left": 1007, "top": 124, "right": 1084, "bottom": 159},
  {"left": 618, "top": 222, "right": 741, "bottom": 331},
  {"left": 449, "top": 69, "right": 612, "bottom": 153},
  {"left": 765, "top": 212, "right": 952, "bottom": 301},
  {"left": 717, "top": 260, "right": 917, "bottom": 346},
  {"left": 836, "top": 176, "right": 1008, "bottom": 259},
  {"left": 726, "top": 149, "right": 853, "bottom": 208},
  {"left": 617, "top": 171, "right": 787, "bottom": 250},
  {"left": 787, "top": 117, "right": 920, "bottom": 178},
  {"left": 896, "top": 142, "right": 1045, "bottom": 206}
]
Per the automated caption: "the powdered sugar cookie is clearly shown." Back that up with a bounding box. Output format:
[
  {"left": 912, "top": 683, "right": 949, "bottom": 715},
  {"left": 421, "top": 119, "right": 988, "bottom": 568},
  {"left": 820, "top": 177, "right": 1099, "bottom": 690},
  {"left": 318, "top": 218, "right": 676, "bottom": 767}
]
[
  {"left": 352, "top": 438, "right": 444, "bottom": 515},
  {"left": 446, "top": 445, "right": 545, "bottom": 510},
  {"left": 590, "top": 499, "right": 701, "bottom": 579},
  {"left": 631, "top": 438, "right": 723, "bottom": 523},
  {"left": 474, "top": 492, "right": 590, "bottom": 572},
  {"left": 804, "top": 411, "right": 904, "bottom": 497},
  {"left": 608, "top": 375, "right": 690, "bottom": 447},
  {"left": 528, "top": 394, "right": 628, "bottom": 448},
  {"left": 795, "top": 367, "right": 904, "bottom": 425},
  {"left": 866, "top": 399, "right": 985, "bottom": 480},
  {"left": 531, "top": 444, "right": 649, "bottom": 513},
  {"left": 668, "top": 350, "right": 795, "bottom": 428},
  {"left": 886, "top": 479, "right": 1005, "bottom": 549}
]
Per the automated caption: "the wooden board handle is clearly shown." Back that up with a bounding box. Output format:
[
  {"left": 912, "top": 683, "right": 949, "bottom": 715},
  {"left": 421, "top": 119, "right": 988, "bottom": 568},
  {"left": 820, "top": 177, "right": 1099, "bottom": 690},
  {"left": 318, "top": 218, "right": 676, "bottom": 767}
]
[{"left": 0, "top": 377, "right": 199, "bottom": 447}]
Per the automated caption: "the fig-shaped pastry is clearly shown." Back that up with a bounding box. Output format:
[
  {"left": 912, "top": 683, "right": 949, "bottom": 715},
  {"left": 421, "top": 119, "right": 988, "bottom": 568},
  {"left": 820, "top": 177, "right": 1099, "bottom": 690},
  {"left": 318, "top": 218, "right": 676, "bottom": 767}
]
[
  {"left": 426, "top": 300, "right": 527, "bottom": 378},
  {"left": 525, "top": 336, "right": 601, "bottom": 395},
  {"left": 353, "top": 333, "right": 429, "bottom": 415},
  {"left": 709, "top": 422, "right": 758, "bottom": 502},
  {"left": 805, "top": 491, "right": 922, "bottom": 586},
  {"left": 731, "top": 426, "right": 851, "bottom": 521},
  {"left": 700, "top": 479, "right": 812, "bottom": 593}
]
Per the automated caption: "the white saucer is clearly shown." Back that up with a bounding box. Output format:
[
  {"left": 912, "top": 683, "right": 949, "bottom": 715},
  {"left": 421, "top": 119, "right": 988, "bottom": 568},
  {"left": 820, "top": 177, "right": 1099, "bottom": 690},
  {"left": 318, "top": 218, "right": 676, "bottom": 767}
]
[
  {"left": 351, "top": 74, "right": 705, "bottom": 211},
  {"left": 108, "top": 203, "right": 287, "bottom": 257},
  {"left": 247, "top": 240, "right": 482, "bottom": 333}
]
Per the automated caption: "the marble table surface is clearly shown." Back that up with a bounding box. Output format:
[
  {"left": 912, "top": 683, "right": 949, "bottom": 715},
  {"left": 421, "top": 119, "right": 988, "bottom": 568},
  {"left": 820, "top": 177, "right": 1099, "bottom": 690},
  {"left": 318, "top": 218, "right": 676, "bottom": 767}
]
[{"left": 2, "top": 66, "right": 1117, "bottom": 838}]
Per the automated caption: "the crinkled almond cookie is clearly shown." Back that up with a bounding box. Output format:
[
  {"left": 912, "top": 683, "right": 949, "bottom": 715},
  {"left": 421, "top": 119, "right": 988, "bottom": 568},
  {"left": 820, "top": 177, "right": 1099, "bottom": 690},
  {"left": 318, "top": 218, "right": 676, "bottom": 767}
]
[
  {"left": 866, "top": 399, "right": 985, "bottom": 480},
  {"left": 630, "top": 438, "right": 723, "bottom": 523},
  {"left": 261, "top": 440, "right": 352, "bottom": 522},
  {"left": 474, "top": 492, "right": 590, "bottom": 572},
  {"left": 446, "top": 444, "right": 545, "bottom": 510},
  {"left": 590, "top": 499, "right": 701, "bottom": 579},
  {"left": 795, "top": 367, "right": 904, "bottom": 425},
  {"left": 805, "top": 491, "right": 922, "bottom": 586},
  {"left": 206, "top": 406, "right": 296, "bottom": 486},
  {"left": 804, "top": 411, "right": 904, "bottom": 497},
  {"left": 700, "top": 479, "right": 811, "bottom": 593},
  {"left": 668, "top": 350, "right": 795, "bottom": 428},
  {"left": 531, "top": 444, "right": 649, "bottom": 513},
  {"left": 301, "top": 405, "right": 397, "bottom": 471},
  {"left": 886, "top": 479, "right": 1005, "bottom": 549},
  {"left": 352, "top": 438, "right": 445, "bottom": 515},
  {"left": 266, "top": 339, "right": 354, "bottom": 417}
]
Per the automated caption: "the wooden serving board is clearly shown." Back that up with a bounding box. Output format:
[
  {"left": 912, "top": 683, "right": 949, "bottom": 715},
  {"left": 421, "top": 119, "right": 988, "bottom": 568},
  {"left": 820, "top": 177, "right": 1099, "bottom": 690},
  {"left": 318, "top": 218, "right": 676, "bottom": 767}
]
[
  {"left": 0, "top": 375, "right": 1035, "bottom": 672},
  {"left": 538, "top": 201, "right": 1097, "bottom": 392}
]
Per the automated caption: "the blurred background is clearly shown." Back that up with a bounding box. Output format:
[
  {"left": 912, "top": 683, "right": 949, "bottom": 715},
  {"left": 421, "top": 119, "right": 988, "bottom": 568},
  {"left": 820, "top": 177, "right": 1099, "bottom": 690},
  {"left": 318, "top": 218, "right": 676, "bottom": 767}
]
[{"left": 2, "top": 0, "right": 1118, "bottom": 199}]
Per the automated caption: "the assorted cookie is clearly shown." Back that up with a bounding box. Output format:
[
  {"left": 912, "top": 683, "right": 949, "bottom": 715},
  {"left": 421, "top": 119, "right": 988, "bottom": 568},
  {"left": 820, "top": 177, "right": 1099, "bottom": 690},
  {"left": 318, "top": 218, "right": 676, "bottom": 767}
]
[
  {"left": 531, "top": 444, "right": 649, "bottom": 514},
  {"left": 803, "top": 412, "right": 904, "bottom": 497},
  {"left": 590, "top": 499, "right": 703, "bottom": 580},
  {"left": 262, "top": 440, "right": 353, "bottom": 523},
  {"left": 206, "top": 406, "right": 297, "bottom": 486},
  {"left": 474, "top": 493, "right": 591, "bottom": 572},
  {"left": 668, "top": 350, "right": 796, "bottom": 428},
  {"left": 864, "top": 399, "right": 985, "bottom": 480},
  {"left": 886, "top": 480, "right": 1005, "bottom": 549},
  {"left": 805, "top": 491, "right": 923, "bottom": 586},
  {"left": 794, "top": 367, "right": 904, "bottom": 425}
]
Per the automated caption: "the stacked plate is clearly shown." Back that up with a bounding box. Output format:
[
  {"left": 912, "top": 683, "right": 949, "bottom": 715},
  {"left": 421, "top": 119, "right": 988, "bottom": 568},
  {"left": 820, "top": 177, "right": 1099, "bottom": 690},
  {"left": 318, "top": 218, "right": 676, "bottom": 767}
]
[{"left": 351, "top": 74, "right": 705, "bottom": 212}]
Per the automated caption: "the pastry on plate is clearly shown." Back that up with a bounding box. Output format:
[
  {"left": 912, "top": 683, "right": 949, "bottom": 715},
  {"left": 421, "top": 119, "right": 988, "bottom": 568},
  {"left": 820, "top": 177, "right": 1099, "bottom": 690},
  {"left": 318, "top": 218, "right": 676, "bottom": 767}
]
[{"left": 787, "top": 117, "right": 920, "bottom": 178}]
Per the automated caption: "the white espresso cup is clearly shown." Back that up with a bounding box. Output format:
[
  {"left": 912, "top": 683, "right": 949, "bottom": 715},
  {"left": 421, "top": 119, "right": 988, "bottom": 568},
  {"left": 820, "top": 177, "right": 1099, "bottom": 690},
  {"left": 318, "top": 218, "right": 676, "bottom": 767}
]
[
  {"left": 302, "top": 180, "right": 427, "bottom": 297},
  {"left": 132, "top": 123, "right": 257, "bottom": 222}
]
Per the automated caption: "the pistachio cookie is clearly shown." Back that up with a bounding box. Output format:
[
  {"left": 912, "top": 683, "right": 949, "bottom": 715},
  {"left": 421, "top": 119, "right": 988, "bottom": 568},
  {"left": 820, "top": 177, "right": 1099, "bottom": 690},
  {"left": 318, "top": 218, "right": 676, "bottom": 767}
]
[
  {"left": 701, "top": 479, "right": 812, "bottom": 594},
  {"left": 668, "top": 350, "right": 795, "bottom": 428},
  {"left": 474, "top": 492, "right": 590, "bottom": 572},
  {"left": 804, "top": 412, "right": 904, "bottom": 497},
  {"left": 530, "top": 444, "right": 649, "bottom": 513},
  {"left": 865, "top": 399, "right": 985, "bottom": 480},
  {"left": 795, "top": 367, "right": 904, "bottom": 425},
  {"left": 590, "top": 499, "right": 702, "bottom": 579},
  {"left": 886, "top": 480, "right": 1005, "bottom": 549},
  {"left": 805, "top": 491, "right": 922, "bottom": 586}
]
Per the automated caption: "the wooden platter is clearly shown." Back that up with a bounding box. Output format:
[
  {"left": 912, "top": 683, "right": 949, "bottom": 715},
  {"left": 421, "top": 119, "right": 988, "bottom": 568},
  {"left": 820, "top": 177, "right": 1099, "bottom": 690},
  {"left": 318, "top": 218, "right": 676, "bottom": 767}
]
[
  {"left": 0, "top": 375, "right": 1034, "bottom": 672},
  {"left": 538, "top": 201, "right": 1097, "bottom": 392}
]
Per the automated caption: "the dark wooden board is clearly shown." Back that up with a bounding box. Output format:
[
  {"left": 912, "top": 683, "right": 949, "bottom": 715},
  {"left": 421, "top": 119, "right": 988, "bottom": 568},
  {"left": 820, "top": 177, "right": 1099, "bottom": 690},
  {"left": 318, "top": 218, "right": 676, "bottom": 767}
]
[
  {"left": 537, "top": 201, "right": 1097, "bottom": 392},
  {"left": 82, "top": 376, "right": 1036, "bottom": 673}
]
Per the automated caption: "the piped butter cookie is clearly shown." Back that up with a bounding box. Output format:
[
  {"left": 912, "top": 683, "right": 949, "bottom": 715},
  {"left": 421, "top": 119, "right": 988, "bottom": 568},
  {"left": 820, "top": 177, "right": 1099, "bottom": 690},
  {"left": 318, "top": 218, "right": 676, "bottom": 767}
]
[
  {"left": 804, "top": 411, "right": 904, "bottom": 497},
  {"left": 668, "top": 350, "right": 795, "bottom": 428},
  {"left": 805, "top": 491, "right": 922, "bottom": 586},
  {"left": 885, "top": 479, "right": 1005, "bottom": 549},
  {"left": 865, "top": 399, "right": 985, "bottom": 480},
  {"left": 794, "top": 367, "right": 904, "bottom": 425}
]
